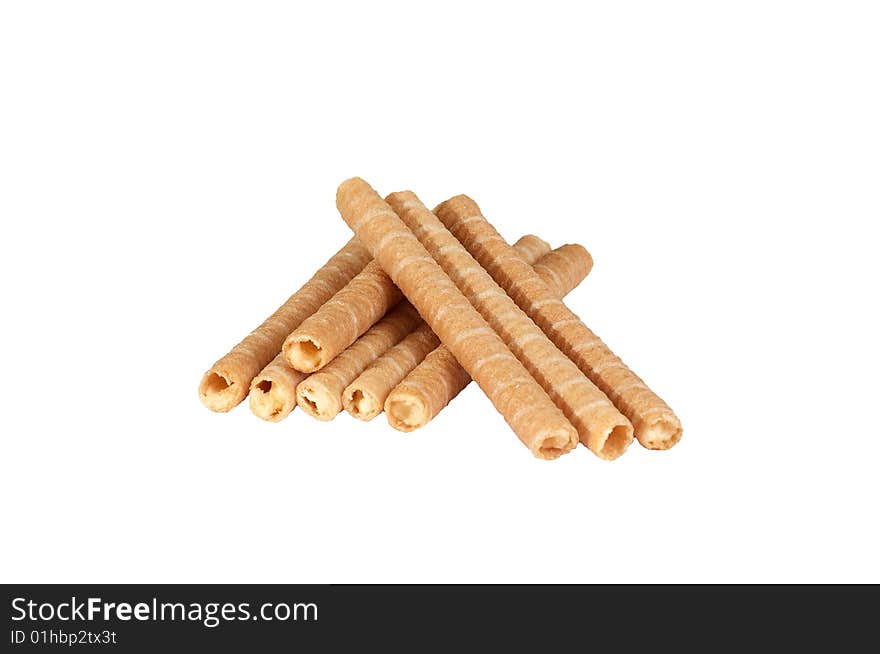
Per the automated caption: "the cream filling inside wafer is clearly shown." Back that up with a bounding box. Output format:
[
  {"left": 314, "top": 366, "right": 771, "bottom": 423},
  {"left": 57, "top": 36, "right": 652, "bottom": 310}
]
[
  {"left": 287, "top": 337, "right": 326, "bottom": 373},
  {"left": 199, "top": 371, "right": 237, "bottom": 410},
  {"left": 639, "top": 418, "right": 683, "bottom": 450},
  {"left": 248, "top": 379, "right": 292, "bottom": 421},
  {"left": 345, "top": 388, "right": 381, "bottom": 420},
  {"left": 296, "top": 383, "right": 337, "bottom": 421},
  {"left": 534, "top": 431, "right": 575, "bottom": 460},
  {"left": 385, "top": 392, "right": 429, "bottom": 432}
]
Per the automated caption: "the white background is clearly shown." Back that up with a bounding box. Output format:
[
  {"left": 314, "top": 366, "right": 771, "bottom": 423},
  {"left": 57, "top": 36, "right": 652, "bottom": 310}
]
[{"left": 1, "top": 2, "right": 878, "bottom": 583}]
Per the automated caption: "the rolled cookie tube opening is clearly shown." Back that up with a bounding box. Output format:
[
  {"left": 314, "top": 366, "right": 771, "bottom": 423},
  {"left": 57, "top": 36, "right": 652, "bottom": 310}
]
[
  {"left": 336, "top": 178, "right": 578, "bottom": 460},
  {"left": 295, "top": 303, "right": 422, "bottom": 422},
  {"left": 435, "top": 194, "right": 682, "bottom": 452},
  {"left": 601, "top": 424, "right": 634, "bottom": 459},
  {"left": 638, "top": 416, "right": 683, "bottom": 450},
  {"left": 296, "top": 381, "right": 339, "bottom": 420},
  {"left": 249, "top": 380, "right": 287, "bottom": 421},
  {"left": 390, "top": 191, "right": 630, "bottom": 460},
  {"left": 343, "top": 387, "right": 382, "bottom": 420},
  {"left": 199, "top": 371, "right": 235, "bottom": 411},
  {"left": 283, "top": 260, "right": 403, "bottom": 373},
  {"left": 385, "top": 391, "right": 429, "bottom": 432},
  {"left": 342, "top": 324, "right": 440, "bottom": 422},
  {"left": 199, "top": 237, "right": 372, "bottom": 412},
  {"left": 385, "top": 338, "right": 473, "bottom": 432},
  {"left": 247, "top": 351, "right": 307, "bottom": 422},
  {"left": 285, "top": 336, "right": 327, "bottom": 373},
  {"left": 385, "top": 242, "right": 594, "bottom": 436},
  {"left": 536, "top": 432, "right": 575, "bottom": 460}
]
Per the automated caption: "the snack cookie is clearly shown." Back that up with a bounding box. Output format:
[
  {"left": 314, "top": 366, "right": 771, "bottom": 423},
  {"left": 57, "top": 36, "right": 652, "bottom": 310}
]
[
  {"left": 248, "top": 352, "right": 308, "bottom": 422},
  {"left": 198, "top": 237, "right": 371, "bottom": 412},
  {"left": 508, "top": 234, "right": 551, "bottom": 264},
  {"left": 337, "top": 178, "right": 578, "bottom": 460},
  {"left": 532, "top": 245, "right": 593, "bottom": 299},
  {"left": 343, "top": 324, "right": 439, "bottom": 421},
  {"left": 295, "top": 303, "right": 420, "bottom": 420},
  {"left": 388, "top": 192, "right": 631, "bottom": 460},
  {"left": 436, "top": 195, "right": 682, "bottom": 450},
  {"left": 342, "top": 234, "right": 551, "bottom": 422},
  {"left": 284, "top": 260, "right": 402, "bottom": 373},
  {"left": 386, "top": 241, "right": 593, "bottom": 432}
]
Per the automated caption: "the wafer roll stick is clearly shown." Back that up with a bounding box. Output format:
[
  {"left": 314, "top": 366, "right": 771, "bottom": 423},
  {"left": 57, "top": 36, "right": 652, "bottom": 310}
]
[
  {"left": 247, "top": 352, "right": 307, "bottom": 422},
  {"left": 342, "top": 234, "right": 552, "bottom": 422},
  {"left": 387, "top": 192, "right": 631, "bottom": 460},
  {"left": 337, "top": 178, "right": 578, "bottom": 460},
  {"left": 532, "top": 245, "right": 593, "bottom": 298},
  {"left": 283, "top": 260, "right": 402, "bottom": 373},
  {"left": 295, "top": 303, "right": 421, "bottom": 420},
  {"left": 509, "top": 234, "right": 551, "bottom": 264},
  {"left": 436, "top": 195, "right": 683, "bottom": 450},
  {"left": 386, "top": 242, "right": 593, "bottom": 432},
  {"left": 251, "top": 234, "right": 546, "bottom": 423},
  {"left": 198, "top": 237, "right": 372, "bottom": 412},
  {"left": 385, "top": 344, "right": 471, "bottom": 432},
  {"left": 284, "top": 238, "right": 547, "bottom": 377},
  {"left": 342, "top": 324, "right": 440, "bottom": 421}
]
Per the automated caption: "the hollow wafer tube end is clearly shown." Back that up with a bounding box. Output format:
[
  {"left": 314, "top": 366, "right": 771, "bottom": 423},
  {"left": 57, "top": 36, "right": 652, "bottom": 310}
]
[
  {"left": 637, "top": 415, "right": 683, "bottom": 450},
  {"left": 285, "top": 335, "right": 329, "bottom": 373},
  {"left": 296, "top": 380, "right": 342, "bottom": 421},
  {"left": 199, "top": 369, "right": 238, "bottom": 412},
  {"left": 343, "top": 386, "right": 383, "bottom": 421},
  {"left": 384, "top": 391, "right": 431, "bottom": 432},
  {"left": 247, "top": 352, "right": 306, "bottom": 422}
]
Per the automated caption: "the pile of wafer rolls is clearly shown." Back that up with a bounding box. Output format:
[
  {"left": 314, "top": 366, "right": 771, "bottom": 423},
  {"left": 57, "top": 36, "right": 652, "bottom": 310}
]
[{"left": 199, "top": 178, "right": 681, "bottom": 460}]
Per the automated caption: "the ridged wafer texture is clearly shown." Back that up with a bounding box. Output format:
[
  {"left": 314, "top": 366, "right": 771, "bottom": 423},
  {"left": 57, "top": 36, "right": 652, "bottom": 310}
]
[
  {"left": 342, "top": 234, "right": 552, "bottom": 422},
  {"left": 198, "top": 237, "right": 372, "bottom": 412},
  {"left": 337, "top": 177, "right": 578, "bottom": 460},
  {"left": 343, "top": 324, "right": 440, "bottom": 421},
  {"left": 283, "top": 260, "right": 402, "bottom": 373},
  {"left": 385, "top": 344, "right": 471, "bottom": 432},
  {"left": 436, "top": 195, "right": 683, "bottom": 450},
  {"left": 509, "top": 234, "right": 551, "bottom": 264},
  {"left": 386, "top": 241, "right": 594, "bottom": 432},
  {"left": 295, "top": 303, "right": 421, "bottom": 420},
  {"left": 388, "top": 192, "right": 632, "bottom": 460},
  {"left": 247, "top": 352, "right": 307, "bottom": 422},
  {"left": 532, "top": 244, "right": 593, "bottom": 298}
]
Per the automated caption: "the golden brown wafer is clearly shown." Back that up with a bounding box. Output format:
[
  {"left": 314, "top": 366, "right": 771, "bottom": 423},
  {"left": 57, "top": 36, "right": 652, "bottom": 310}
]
[
  {"left": 343, "top": 324, "right": 440, "bottom": 421},
  {"left": 252, "top": 239, "right": 546, "bottom": 423},
  {"left": 284, "top": 235, "right": 547, "bottom": 377},
  {"left": 510, "top": 234, "right": 551, "bottom": 263},
  {"left": 283, "top": 260, "right": 402, "bottom": 373},
  {"left": 337, "top": 178, "right": 578, "bottom": 460},
  {"left": 247, "top": 352, "right": 307, "bottom": 422},
  {"left": 341, "top": 234, "right": 551, "bottom": 422},
  {"left": 385, "top": 345, "right": 471, "bottom": 432},
  {"left": 436, "top": 195, "right": 683, "bottom": 450},
  {"left": 387, "top": 192, "right": 632, "bottom": 460},
  {"left": 295, "top": 303, "right": 421, "bottom": 420},
  {"left": 532, "top": 244, "right": 593, "bottom": 298},
  {"left": 386, "top": 242, "right": 593, "bottom": 432},
  {"left": 198, "top": 237, "right": 372, "bottom": 412}
]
